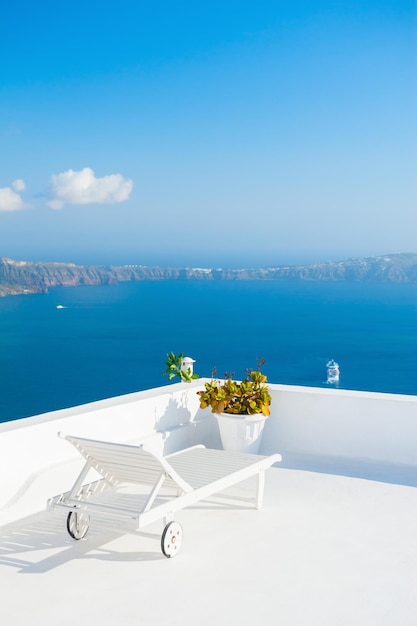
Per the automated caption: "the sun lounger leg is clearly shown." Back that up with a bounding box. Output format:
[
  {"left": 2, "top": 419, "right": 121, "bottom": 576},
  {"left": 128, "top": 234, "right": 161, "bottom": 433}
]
[{"left": 256, "top": 470, "right": 265, "bottom": 509}]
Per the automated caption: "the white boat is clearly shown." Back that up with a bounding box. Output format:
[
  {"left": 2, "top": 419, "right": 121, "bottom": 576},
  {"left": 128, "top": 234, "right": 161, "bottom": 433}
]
[{"left": 326, "top": 359, "right": 340, "bottom": 383}]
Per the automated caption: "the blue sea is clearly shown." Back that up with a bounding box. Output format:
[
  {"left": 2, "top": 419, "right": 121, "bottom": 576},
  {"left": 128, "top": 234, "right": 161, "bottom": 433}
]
[{"left": 0, "top": 280, "right": 416, "bottom": 423}]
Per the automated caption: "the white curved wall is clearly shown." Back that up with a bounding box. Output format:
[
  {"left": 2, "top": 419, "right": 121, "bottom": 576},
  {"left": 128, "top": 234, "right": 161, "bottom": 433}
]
[{"left": 1, "top": 381, "right": 416, "bottom": 526}]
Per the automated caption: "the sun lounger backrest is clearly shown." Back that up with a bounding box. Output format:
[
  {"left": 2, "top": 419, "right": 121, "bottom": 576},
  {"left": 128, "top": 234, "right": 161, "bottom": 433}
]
[{"left": 60, "top": 433, "right": 192, "bottom": 492}]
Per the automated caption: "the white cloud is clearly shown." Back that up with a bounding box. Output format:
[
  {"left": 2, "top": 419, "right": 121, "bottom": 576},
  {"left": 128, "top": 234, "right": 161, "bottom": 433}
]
[
  {"left": 12, "top": 178, "right": 26, "bottom": 192},
  {"left": 0, "top": 180, "right": 28, "bottom": 212},
  {"left": 47, "top": 167, "right": 134, "bottom": 209}
]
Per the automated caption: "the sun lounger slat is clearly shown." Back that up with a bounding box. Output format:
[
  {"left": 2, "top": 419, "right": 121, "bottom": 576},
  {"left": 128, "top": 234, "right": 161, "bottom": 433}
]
[
  {"left": 66, "top": 437, "right": 184, "bottom": 488},
  {"left": 168, "top": 448, "right": 274, "bottom": 489}
]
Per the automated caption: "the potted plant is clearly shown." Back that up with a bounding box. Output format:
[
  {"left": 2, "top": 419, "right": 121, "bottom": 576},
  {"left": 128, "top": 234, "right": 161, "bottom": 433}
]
[
  {"left": 163, "top": 352, "right": 200, "bottom": 383},
  {"left": 197, "top": 358, "right": 271, "bottom": 453}
]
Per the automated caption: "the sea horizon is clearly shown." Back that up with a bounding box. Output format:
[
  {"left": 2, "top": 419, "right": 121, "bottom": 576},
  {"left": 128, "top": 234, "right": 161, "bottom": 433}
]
[{"left": 0, "top": 279, "right": 416, "bottom": 424}]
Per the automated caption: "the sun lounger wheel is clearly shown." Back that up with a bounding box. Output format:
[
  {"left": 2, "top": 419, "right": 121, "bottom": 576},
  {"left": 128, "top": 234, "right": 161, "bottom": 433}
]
[
  {"left": 66, "top": 511, "right": 90, "bottom": 540},
  {"left": 161, "top": 521, "right": 183, "bottom": 557}
]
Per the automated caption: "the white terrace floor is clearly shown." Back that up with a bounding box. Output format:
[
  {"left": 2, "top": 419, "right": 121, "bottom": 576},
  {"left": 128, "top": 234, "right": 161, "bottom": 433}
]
[{"left": 1, "top": 465, "right": 417, "bottom": 626}]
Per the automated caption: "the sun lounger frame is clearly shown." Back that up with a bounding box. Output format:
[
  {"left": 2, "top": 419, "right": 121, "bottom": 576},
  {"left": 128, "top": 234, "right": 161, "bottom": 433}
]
[{"left": 48, "top": 433, "right": 281, "bottom": 556}]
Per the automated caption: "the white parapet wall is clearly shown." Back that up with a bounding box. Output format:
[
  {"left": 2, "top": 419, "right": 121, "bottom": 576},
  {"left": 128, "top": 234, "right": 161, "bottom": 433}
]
[
  {"left": 260, "top": 384, "right": 417, "bottom": 473},
  {"left": 1, "top": 380, "right": 416, "bottom": 526}
]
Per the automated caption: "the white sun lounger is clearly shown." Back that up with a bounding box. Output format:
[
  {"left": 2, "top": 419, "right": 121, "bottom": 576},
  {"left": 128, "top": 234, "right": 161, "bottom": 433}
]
[{"left": 48, "top": 433, "right": 282, "bottom": 557}]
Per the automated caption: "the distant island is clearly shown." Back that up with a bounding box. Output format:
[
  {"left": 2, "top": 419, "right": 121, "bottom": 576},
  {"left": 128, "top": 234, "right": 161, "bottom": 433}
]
[{"left": 0, "top": 253, "right": 416, "bottom": 296}]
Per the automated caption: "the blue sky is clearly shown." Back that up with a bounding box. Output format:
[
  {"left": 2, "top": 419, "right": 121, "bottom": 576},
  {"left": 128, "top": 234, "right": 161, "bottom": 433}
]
[{"left": 0, "top": 0, "right": 415, "bottom": 267}]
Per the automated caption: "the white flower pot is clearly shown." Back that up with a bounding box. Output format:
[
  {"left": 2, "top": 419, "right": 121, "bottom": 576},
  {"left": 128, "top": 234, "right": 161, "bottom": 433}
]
[{"left": 214, "top": 412, "right": 268, "bottom": 454}]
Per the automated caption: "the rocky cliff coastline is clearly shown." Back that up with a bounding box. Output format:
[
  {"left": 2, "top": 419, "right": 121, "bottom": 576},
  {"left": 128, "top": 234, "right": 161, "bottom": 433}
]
[{"left": 0, "top": 253, "right": 416, "bottom": 296}]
